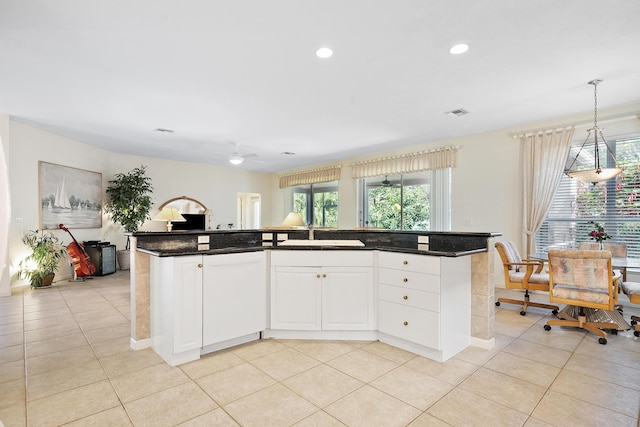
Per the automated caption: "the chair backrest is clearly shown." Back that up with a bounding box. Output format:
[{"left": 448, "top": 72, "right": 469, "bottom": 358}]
[
  {"left": 495, "top": 241, "right": 522, "bottom": 270},
  {"left": 577, "top": 242, "right": 627, "bottom": 257},
  {"left": 547, "top": 249, "right": 615, "bottom": 310}
]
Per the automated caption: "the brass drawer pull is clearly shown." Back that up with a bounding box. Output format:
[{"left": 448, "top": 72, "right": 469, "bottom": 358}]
[
  {"left": 403, "top": 260, "right": 408, "bottom": 265},
  {"left": 317, "top": 274, "right": 321, "bottom": 278},
  {"left": 197, "top": 263, "right": 203, "bottom": 268},
  {"left": 403, "top": 321, "right": 408, "bottom": 326},
  {"left": 403, "top": 295, "right": 408, "bottom": 300},
  {"left": 403, "top": 278, "right": 408, "bottom": 283}
]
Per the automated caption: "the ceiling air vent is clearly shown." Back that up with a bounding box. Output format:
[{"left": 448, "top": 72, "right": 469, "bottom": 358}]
[{"left": 444, "top": 108, "right": 470, "bottom": 117}]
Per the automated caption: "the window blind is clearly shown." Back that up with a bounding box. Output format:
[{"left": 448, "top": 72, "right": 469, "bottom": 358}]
[{"left": 350, "top": 146, "right": 458, "bottom": 179}]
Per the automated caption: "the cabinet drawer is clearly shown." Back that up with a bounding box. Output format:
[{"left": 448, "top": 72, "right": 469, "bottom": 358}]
[
  {"left": 378, "top": 252, "right": 440, "bottom": 274},
  {"left": 379, "top": 284, "right": 439, "bottom": 312},
  {"left": 379, "top": 268, "right": 440, "bottom": 293},
  {"left": 378, "top": 300, "right": 440, "bottom": 349}
]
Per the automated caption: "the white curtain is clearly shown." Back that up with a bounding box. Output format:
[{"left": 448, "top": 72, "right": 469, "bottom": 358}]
[
  {"left": 521, "top": 127, "right": 575, "bottom": 255},
  {"left": 350, "top": 146, "right": 458, "bottom": 178},
  {"left": 278, "top": 165, "right": 341, "bottom": 188}
]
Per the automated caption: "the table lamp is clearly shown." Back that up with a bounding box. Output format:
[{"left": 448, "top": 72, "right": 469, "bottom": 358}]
[
  {"left": 153, "top": 207, "right": 186, "bottom": 231},
  {"left": 281, "top": 212, "right": 306, "bottom": 228}
]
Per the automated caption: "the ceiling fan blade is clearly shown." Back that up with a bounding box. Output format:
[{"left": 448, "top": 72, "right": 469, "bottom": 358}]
[{"left": 242, "top": 153, "right": 259, "bottom": 159}]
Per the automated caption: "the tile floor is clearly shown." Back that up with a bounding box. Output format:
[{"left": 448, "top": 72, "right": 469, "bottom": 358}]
[{"left": 1, "top": 271, "right": 639, "bottom": 426}]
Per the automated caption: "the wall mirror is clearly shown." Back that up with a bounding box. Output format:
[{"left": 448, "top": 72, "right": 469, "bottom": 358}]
[{"left": 159, "top": 196, "right": 210, "bottom": 230}]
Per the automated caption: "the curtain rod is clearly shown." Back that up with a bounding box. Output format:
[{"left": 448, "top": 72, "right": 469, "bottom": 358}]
[
  {"left": 347, "top": 145, "right": 460, "bottom": 166},
  {"left": 509, "top": 112, "right": 640, "bottom": 139}
]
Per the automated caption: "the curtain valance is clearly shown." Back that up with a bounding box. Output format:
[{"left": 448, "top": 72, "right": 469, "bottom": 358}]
[
  {"left": 278, "top": 165, "right": 342, "bottom": 188},
  {"left": 350, "top": 146, "right": 458, "bottom": 179}
]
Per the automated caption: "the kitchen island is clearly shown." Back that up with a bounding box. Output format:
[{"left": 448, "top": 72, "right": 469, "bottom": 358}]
[{"left": 128, "top": 229, "right": 499, "bottom": 366}]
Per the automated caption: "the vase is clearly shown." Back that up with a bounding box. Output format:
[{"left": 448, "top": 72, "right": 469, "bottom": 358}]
[{"left": 599, "top": 241, "right": 604, "bottom": 250}]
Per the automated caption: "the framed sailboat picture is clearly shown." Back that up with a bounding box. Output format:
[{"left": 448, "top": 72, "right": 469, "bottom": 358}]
[{"left": 39, "top": 161, "right": 102, "bottom": 229}]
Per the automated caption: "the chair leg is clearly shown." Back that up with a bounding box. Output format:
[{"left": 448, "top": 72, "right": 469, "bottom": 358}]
[
  {"left": 631, "top": 314, "right": 640, "bottom": 337},
  {"left": 496, "top": 290, "right": 559, "bottom": 316},
  {"left": 545, "top": 310, "right": 610, "bottom": 344}
]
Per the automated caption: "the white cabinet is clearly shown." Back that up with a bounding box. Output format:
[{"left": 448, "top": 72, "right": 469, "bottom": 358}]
[
  {"left": 377, "top": 251, "right": 470, "bottom": 362},
  {"left": 269, "top": 251, "right": 374, "bottom": 334},
  {"left": 150, "top": 251, "right": 267, "bottom": 366},
  {"left": 202, "top": 252, "right": 266, "bottom": 348},
  {"left": 150, "top": 255, "right": 203, "bottom": 366}
]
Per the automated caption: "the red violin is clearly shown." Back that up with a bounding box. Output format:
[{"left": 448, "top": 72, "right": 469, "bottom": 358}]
[{"left": 59, "top": 224, "right": 96, "bottom": 277}]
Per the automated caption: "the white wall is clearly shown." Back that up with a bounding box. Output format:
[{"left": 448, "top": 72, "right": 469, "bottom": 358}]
[
  {"left": 0, "top": 115, "right": 10, "bottom": 296},
  {"left": 7, "top": 121, "right": 273, "bottom": 289}
]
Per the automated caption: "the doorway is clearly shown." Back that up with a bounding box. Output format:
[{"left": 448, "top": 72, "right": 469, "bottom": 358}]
[{"left": 237, "top": 193, "right": 261, "bottom": 229}]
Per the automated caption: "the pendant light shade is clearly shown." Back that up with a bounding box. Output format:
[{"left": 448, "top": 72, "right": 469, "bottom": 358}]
[{"left": 565, "top": 79, "right": 623, "bottom": 185}]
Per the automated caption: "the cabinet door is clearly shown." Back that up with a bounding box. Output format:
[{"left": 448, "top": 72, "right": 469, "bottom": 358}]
[
  {"left": 271, "top": 267, "right": 321, "bottom": 330},
  {"left": 322, "top": 267, "right": 373, "bottom": 330},
  {"left": 172, "top": 256, "right": 203, "bottom": 354},
  {"left": 202, "top": 252, "right": 267, "bottom": 346}
]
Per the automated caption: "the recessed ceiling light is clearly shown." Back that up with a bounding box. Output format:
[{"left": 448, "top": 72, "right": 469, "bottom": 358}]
[
  {"left": 315, "top": 47, "right": 333, "bottom": 59},
  {"left": 449, "top": 43, "right": 469, "bottom": 55}
]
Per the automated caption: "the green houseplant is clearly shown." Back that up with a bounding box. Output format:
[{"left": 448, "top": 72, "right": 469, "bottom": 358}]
[
  {"left": 18, "top": 229, "right": 66, "bottom": 288},
  {"left": 104, "top": 165, "right": 153, "bottom": 269}
]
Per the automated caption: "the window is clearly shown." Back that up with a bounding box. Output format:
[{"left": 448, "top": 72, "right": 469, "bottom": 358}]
[
  {"left": 359, "top": 170, "right": 450, "bottom": 230},
  {"left": 292, "top": 181, "right": 338, "bottom": 227},
  {"left": 536, "top": 136, "right": 640, "bottom": 257}
]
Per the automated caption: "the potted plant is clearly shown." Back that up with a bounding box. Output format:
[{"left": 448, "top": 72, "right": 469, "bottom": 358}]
[
  {"left": 18, "top": 229, "right": 66, "bottom": 288},
  {"left": 104, "top": 165, "right": 153, "bottom": 270}
]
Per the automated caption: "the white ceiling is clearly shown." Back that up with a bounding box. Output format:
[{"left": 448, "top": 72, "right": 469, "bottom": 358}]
[{"left": 2, "top": 0, "right": 640, "bottom": 173}]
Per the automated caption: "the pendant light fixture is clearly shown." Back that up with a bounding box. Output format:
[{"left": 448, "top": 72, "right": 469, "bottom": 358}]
[{"left": 565, "top": 79, "right": 623, "bottom": 184}]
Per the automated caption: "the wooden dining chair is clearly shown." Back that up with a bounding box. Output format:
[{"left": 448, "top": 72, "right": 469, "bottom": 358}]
[
  {"left": 578, "top": 242, "right": 628, "bottom": 280},
  {"left": 621, "top": 281, "right": 640, "bottom": 338},
  {"left": 544, "top": 249, "right": 619, "bottom": 345},
  {"left": 495, "top": 241, "right": 559, "bottom": 316}
]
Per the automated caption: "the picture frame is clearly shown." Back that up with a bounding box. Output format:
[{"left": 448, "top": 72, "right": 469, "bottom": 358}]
[{"left": 39, "top": 161, "right": 102, "bottom": 229}]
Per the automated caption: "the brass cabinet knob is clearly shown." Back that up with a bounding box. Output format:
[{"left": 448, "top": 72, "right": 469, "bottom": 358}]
[
  {"left": 323, "top": 273, "right": 327, "bottom": 278},
  {"left": 316, "top": 274, "right": 321, "bottom": 278},
  {"left": 403, "top": 295, "right": 408, "bottom": 300},
  {"left": 403, "top": 260, "right": 408, "bottom": 265},
  {"left": 403, "top": 321, "right": 408, "bottom": 326},
  {"left": 403, "top": 278, "right": 408, "bottom": 283},
  {"left": 197, "top": 263, "right": 203, "bottom": 268}
]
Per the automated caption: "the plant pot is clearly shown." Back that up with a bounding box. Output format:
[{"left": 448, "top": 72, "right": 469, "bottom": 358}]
[
  {"left": 116, "top": 249, "right": 130, "bottom": 270},
  {"left": 34, "top": 273, "right": 55, "bottom": 288}
]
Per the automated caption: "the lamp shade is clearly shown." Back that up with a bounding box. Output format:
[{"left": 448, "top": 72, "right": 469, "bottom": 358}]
[
  {"left": 153, "top": 207, "right": 186, "bottom": 222},
  {"left": 229, "top": 155, "right": 244, "bottom": 165},
  {"left": 281, "top": 212, "right": 306, "bottom": 227}
]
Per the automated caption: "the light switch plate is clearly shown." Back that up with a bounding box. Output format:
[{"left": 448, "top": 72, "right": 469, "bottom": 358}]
[{"left": 198, "top": 235, "right": 210, "bottom": 244}]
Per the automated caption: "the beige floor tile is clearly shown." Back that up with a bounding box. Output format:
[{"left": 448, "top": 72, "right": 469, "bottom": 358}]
[
  {"left": 24, "top": 314, "right": 77, "bottom": 332},
  {"left": 283, "top": 364, "right": 364, "bottom": 408},
  {"left": 0, "top": 377, "right": 25, "bottom": 411},
  {"left": 0, "top": 321, "right": 23, "bottom": 336},
  {"left": 111, "top": 362, "right": 191, "bottom": 403},
  {"left": 68, "top": 301, "right": 115, "bottom": 314},
  {"left": 0, "top": 314, "right": 23, "bottom": 326},
  {"left": 361, "top": 341, "right": 417, "bottom": 364},
  {"left": 250, "top": 347, "right": 320, "bottom": 381},
  {"left": 0, "top": 358, "right": 24, "bottom": 383},
  {"left": 459, "top": 367, "right": 546, "bottom": 414},
  {"left": 177, "top": 407, "right": 240, "bottom": 426},
  {"left": 99, "top": 347, "right": 164, "bottom": 377},
  {"left": 197, "top": 362, "right": 276, "bottom": 406},
  {"left": 371, "top": 365, "right": 454, "bottom": 410},
  {"left": 26, "top": 344, "right": 96, "bottom": 376},
  {"left": 25, "top": 321, "right": 82, "bottom": 342},
  {"left": 574, "top": 337, "right": 640, "bottom": 370},
  {"left": 27, "top": 359, "right": 107, "bottom": 401},
  {"left": 293, "top": 410, "right": 346, "bottom": 427},
  {"left": 326, "top": 385, "right": 421, "bottom": 427},
  {"left": 91, "top": 335, "right": 132, "bottom": 358},
  {"left": 0, "top": 344, "right": 23, "bottom": 364},
  {"left": 293, "top": 340, "right": 358, "bottom": 362},
  {"left": 502, "top": 337, "right": 572, "bottom": 368},
  {"left": 518, "top": 319, "right": 586, "bottom": 352},
  {"left": 83, "top": 322, "right": 130, "bottom": 344},
  {"left": 403, "top": 355, "right": 477, "bottom": 385},
  {"left": 341, "top": 340, "right": 375, "bottom": 348},
  {"left": 565, "top": 353, "right": 640, "bottom": 391},
  {"left": 407, "top": 412, "right": 451, "bottom": 427},
  {"left": 453, "top": 344, "right": 499, "bottom": 366},
  {"left": 180, "top": 349, "right": 245, "bottom": 379},
  {"left": 0, "top": 400, "right": 26, "bottom": 427},
  {"left": 427, "top": 388, "right": 529, "bottom": 426},
  {"left": 22, "top": 300, "right": 66, "bottom": 313},
  {"left": 224, "top": 383, "right": 318, "bottom": 427},
  {"left": 327, "top": 349, "right": 398, "bottom": 383},
  {"left": 230, "top": 339, "right": 287, "bottom": 361},
  {"left": 532, "top": 390, "right": 637, "bottom": 427},
  {"left": 23, "top": 307, "right": 71, "bottom": 322},
  {"left": 27, "top": 379, "right": 120, "bottom": 427},
  {"left": 483, "top": 352, "right": 561, "bottom": 388},
  {"left": 523, "top": 417, "right": 556, "bottom": 427},
  {"left": 26, "top": 331, "right": 88, "bottom": 358},
  {"left": 63, "top": 406, "right": 133, "bottom": 426},
  {"left": 77, "top": 313, "right": 128, "bottom": 332},
  {"left": 73, "top": 307, "right": 124, "bottom": 322},
  {"left": 125, "top": 382, "right": 217, "bottom": 427},
  {"left": 550, "top": 369, "right": 640, "bottom": 418}
]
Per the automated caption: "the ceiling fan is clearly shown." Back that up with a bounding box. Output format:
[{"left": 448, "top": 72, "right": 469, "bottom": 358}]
[
  {"left": 381, "top": 175, "right": 398, "bottom": 187},
  {"left": 227, "top": 143, "right": 261, "bottom": 166}
]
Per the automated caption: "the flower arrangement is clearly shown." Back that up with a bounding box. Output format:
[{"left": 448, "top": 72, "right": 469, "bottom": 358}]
[{"left": 588, "top": 221, "right": 611, "bottom": 243}]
